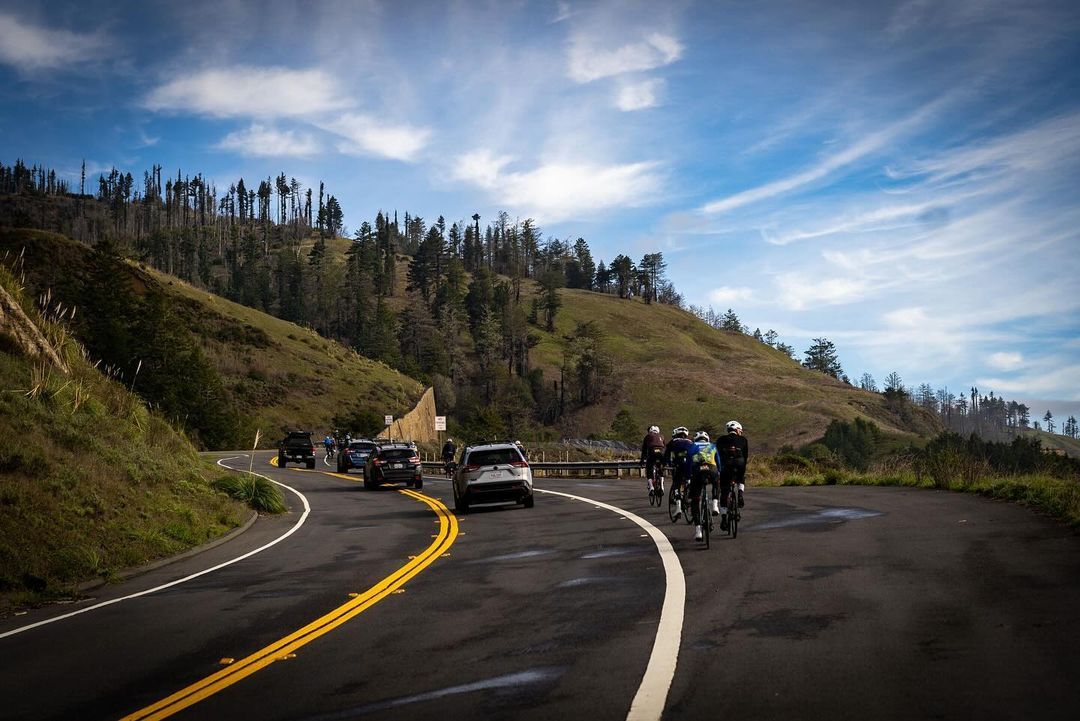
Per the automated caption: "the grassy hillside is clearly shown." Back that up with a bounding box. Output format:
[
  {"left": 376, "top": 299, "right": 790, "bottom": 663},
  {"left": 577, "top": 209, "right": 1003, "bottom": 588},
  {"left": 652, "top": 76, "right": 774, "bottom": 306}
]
[
  {"left": 529, "top": 288, "right": 940, "bottom": 453},
  {"left": 0, "top": 228, "right": 424, "bottom": 448},
  {"left": 0, "top": 263, "right": 246, "bottom": 611},
  {"left": 1021, "top": 429, "right": 1080, "bottom": 458}
]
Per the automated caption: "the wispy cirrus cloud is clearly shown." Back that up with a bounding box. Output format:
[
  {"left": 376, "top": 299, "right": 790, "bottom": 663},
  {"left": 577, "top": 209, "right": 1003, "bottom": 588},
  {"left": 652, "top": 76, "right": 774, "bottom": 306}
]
[
  {"left": 0, "top": 12, "right": 107, "bottom": 71},
  {"left": 215, "top": 123, "right": 320, "bottom": 158},
  {"left": 454, "top": 148, "right": 663, "bottom": 222},
  {"left": 702, "top": 97, "right": 952, "bottom": 215},
  {"left": 567, "top": 31, "right": 682, "bottom": 83},
  {"left": 143, "top": 66, "right": 350, "bottom": 118}
]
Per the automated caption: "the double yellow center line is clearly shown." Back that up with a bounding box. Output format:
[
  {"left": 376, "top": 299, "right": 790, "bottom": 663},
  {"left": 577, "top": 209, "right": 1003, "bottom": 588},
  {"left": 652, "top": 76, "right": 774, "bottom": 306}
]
[{"left": 123, "top": 487, "right": 458, "bottom": 720}]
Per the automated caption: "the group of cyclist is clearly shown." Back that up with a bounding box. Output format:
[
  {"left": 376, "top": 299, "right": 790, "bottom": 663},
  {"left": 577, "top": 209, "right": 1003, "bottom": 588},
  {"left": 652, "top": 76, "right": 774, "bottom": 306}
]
[
  {"left": 641, "top": 421, "right": 749, "bottom": 542},
  {"left": 323, "top": 430, "right": 354, "bottom": 460}
]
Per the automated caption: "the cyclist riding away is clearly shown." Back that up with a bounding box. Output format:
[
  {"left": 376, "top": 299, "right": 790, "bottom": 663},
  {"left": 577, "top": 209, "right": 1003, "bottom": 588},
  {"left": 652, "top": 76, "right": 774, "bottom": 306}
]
[
  {"left": 640, "top": 425, "right": 666, "bottom": 495},
  {"left": 442, "top": 437, "right": 457, "bottom": 476},
  {"left": 323, "top": 433, "right": 336, "bottom": 460},
  {"left": 663, "top": 426, "right": 695, "bottom": 520},
  {"left": 689, "top": 431, "right": 720, "bottom": 541},
  {"left": 717, "top": 420, "right": 749, "bottom": 531}
]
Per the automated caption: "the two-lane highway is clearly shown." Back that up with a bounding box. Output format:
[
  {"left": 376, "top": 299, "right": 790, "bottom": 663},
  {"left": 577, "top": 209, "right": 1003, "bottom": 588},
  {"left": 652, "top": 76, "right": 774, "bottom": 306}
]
[{"left": 2, "top": 454, "right": 1078, "bottom": 720}]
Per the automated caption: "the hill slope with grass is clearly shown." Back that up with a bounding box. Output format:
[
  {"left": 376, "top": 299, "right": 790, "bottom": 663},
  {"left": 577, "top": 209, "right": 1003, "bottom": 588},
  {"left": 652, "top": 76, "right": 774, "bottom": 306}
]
[
  {"left": 0, "top": 228, "right": 424, "bottom": 448},
  {"left": 0, "top": 263, "right": 247, "bottom": 611},
  {"left": 529, "top": 288, "right": 941, "bottom": 452},
  {"left": 1021, "top": 429, "right": 1080, "bottom": 459}
]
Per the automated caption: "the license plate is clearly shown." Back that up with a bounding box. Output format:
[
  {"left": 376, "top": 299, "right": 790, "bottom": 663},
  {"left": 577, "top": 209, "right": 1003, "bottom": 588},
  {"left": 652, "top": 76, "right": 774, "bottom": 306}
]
[
  {"left": 391, "top": 463, "right": 403, "bottom": 469},
  {"left": 487, "top": 471, "right": 504, "bottom": 479}
]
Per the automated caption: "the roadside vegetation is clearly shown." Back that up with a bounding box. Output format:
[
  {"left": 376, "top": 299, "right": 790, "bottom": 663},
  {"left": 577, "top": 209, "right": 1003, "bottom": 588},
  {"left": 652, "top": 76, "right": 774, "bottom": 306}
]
[
  {"left": 0, "top": 263, "right": 250, "bottom": 613},
  {"left": 747, "top": 420, "right": 1080, "bottom": 526}
]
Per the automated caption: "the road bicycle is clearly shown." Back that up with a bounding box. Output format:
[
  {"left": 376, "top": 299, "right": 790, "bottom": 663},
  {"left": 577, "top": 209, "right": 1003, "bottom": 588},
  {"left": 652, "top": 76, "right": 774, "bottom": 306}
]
[
  {"left": 668, "top": 477, "right": 692, "bottom": 524},
  {"left": 444, "top": 460, "right": 457, "bottom": 480},
  {"left": 695, "top": 478, "right": 714, "bottom": 548},
  {"left": 647, "top": 463, "right": 665, "bottom": 506},
  {"left": 724, "top": 483, "right": 741, "bottom": 539}
]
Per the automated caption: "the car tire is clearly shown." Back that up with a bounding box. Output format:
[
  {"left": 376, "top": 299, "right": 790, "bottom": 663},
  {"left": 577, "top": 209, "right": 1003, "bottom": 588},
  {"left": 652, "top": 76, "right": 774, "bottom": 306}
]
[
  {"left": 523, "top": 494, "right": 535, "bottom": 509},
  {"left": 278, "top": 454, "right": 286, "bottom": 467},
  {"left": 306, "top": 459, "right": 316, "bottom": 469},
  {"left": 413, "top": 477, "right": 423, "bottom": 491},
  {"left": 455, "top": 488, "right": 469, "bottom": 514}
]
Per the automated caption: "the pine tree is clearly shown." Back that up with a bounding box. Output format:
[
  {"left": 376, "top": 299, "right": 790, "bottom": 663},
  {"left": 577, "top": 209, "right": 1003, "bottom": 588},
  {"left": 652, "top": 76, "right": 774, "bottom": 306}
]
[{"left": 802, "top": 338, "right": 844, "bottom": 379}]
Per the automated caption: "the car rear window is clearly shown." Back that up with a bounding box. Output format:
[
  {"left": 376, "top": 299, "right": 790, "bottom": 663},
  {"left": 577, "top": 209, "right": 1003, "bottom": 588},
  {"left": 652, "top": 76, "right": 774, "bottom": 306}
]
[
  {"left": 350, "top": 442, "right": 376, "bottom": 452},
  {"left": 467, "top": 448, "right": 523, "bottom": 466},
  {"left": 379, "top": 448, "right": 416, "bottom": 460}
]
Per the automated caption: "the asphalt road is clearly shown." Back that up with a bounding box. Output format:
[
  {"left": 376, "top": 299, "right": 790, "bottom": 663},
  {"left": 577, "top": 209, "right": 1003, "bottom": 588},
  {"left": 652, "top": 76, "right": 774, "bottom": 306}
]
[{"left": 2, "top": 452, "right": 1078, "bottom": 721}]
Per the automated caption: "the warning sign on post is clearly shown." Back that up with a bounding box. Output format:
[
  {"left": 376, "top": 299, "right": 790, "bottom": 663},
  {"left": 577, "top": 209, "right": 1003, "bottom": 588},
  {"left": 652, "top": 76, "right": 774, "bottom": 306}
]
[
  {"left": 434, "top": 416, "right": 446, "bottom": 431},
  {"left": 384, "top": 415, "right": 393, "bottom": 426}
]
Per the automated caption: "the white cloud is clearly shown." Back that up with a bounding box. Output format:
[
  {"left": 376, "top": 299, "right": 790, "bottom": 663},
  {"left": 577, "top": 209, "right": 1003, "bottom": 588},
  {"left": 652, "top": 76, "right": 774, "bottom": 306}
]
[
  {"left": 144, "top": 66, "right": 349, "bottom": 118},
  {"left": 454, "top": 150, "right": 663, "bottom": 222},
  {"left": 987, "top": 351, "right": 1024, "bottom": 371},
  {"left": 615, "top": 79, "right": 662, "bottom": 111},
  {"left": 216, "top": 123, "right": 320, "bottom": 158},
  {"left": 977, "top": 364, "right": 1080, "bottom": 401},
  {"left": 0, "top": 13, "right": 105, "bottom": 70},
  {"left": 709, "top": 286, "right": 754, "bottom": 306},
  {"left": 567, "top": 32, "right": 683, "bottom": 83},
  {"left": 319, "top": 114, "right": 431, "bottom": 162},
  {"left": 774, "top": 273, "right": 871, "bottom": 311}
]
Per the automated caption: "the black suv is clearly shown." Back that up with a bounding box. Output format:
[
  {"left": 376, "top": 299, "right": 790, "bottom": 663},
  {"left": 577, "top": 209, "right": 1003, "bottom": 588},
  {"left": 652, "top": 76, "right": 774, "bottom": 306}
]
[
  {"left": 279, "top": 431, "right": 316, "bottom": 469},
  {"left": 364, "top": 443, "right": 423, "bottom": 490},
  {"left": 337, "top": 439, "right": 377, "bottom": 474}
]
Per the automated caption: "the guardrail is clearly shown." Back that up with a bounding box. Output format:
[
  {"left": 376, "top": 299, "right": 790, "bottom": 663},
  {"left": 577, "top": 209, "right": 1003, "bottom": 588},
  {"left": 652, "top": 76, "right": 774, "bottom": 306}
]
[{"left": 421, "top": 460, "right": 646, "bottom": 478}]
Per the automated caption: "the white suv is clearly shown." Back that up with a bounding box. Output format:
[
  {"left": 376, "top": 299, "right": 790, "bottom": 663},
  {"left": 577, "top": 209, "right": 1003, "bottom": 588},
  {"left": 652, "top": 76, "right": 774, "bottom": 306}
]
[{"left": 453, "top": 443, "right": 534, "bottom": 513}]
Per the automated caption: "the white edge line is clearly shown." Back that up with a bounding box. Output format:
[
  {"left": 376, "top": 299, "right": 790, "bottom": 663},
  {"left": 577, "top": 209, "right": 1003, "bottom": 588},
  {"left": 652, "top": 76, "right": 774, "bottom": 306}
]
[
  {"left": 534, "top": 487, "right": 685, "bottom": 721},
  {"left": 0, "top": 456, "right": 311, "bottom": 640}
]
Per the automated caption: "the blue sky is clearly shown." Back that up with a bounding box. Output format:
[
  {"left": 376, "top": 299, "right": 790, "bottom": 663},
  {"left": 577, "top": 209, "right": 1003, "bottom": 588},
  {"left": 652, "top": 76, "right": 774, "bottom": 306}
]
[{"left": 2, "top": 0, "right": 1078, "bottom": 425}]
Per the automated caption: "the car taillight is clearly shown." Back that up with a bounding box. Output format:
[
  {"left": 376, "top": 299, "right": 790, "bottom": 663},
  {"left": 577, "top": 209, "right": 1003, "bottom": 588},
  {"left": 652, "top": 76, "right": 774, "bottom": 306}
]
[
  {"left": 409, "top": 456, "right": 420, "bottom": 464},
  {"left": 510, "top": 461, "right": 529, "bottom": 468},
  {"left": 372, "top": 458, "right": 382, "bottom": 466},
  {"left": 463, "top": 464, "right": 480, "bottom": 472}
]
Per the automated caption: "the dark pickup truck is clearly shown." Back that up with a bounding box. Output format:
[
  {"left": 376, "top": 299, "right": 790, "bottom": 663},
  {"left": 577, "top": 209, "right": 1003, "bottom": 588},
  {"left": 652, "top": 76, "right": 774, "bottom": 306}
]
[{"left": 278, "top": 431, "right": 316, "bottom": 469}]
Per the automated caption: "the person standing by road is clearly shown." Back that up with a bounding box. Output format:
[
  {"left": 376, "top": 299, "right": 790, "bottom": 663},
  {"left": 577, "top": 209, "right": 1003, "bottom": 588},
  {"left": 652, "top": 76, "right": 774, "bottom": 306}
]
[
  {"left": 640, "top": 425, "right": 666, "bottom": 494},
  {"left": 717, "top": 420, "right": 749, "bottom": 531}
]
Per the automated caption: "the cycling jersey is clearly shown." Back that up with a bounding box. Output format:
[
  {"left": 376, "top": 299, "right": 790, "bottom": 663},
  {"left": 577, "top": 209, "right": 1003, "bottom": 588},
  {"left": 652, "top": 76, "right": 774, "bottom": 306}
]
[{"left": 663, "top": 437, "right": 697, "bottom": 480}]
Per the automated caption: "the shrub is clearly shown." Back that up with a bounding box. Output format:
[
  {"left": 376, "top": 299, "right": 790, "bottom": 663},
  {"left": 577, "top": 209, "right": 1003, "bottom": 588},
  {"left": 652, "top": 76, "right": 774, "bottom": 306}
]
[{"left": 211, "top": 474, "right": 285, "bottom": 513}]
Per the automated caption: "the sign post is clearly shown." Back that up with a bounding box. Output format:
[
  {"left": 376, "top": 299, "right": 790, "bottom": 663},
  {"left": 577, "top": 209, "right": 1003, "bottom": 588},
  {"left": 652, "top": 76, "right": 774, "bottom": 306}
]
[
  {"left": 435, "top": 415, "right": 446, "bottom": 447},
  {"left": 385, "top": 415, "right": 393, "bottom": 441}
]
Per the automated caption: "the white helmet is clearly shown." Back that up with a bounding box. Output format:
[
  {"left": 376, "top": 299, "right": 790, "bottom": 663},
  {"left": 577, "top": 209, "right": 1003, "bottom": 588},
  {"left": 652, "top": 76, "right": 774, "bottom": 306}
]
[
  {"left": 672, "top": 426, "right": 689, "bottom": 438},
  {"left": 648, "top": 425, "right": 660, "bottom": 434},
  {"left": 694, "top": 431, "right": 710, "bottom": 443},
  {"left": 726, "top": 420, "right": 743, "bottom": 433}
]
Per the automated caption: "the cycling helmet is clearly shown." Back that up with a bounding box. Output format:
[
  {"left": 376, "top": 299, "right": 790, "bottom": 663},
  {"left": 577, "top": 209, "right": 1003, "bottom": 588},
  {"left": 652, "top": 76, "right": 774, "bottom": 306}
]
[
  {"left": 672, "top": 426, "right": 689, "bottom": 438},
  {"left": 694, "top": 431, "right": 710, "bottom": 443},
  {"left": 726, "top": 420, "right": 743, "bottom": 433},
  {"left": 447, "top": 437, "right": 453, "bottom": 442},
  {"left": 648, "top": 425, "right": 660, "bottom": 434}
]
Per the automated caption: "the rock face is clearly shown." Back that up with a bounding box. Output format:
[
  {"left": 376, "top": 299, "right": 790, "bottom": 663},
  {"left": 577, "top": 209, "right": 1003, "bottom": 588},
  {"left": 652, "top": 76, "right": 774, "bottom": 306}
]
[
  {"left": 384, "top": 387, "right": 437, "bottom": 443},
  {"left": 0, "top": 282, "right": 68, "bottom": 373}
]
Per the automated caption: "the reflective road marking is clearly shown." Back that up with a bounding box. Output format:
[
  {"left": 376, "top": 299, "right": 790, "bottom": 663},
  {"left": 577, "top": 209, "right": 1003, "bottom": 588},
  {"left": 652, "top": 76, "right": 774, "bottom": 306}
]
[
  {"left": 120, "top": 487, "right": 458, "bottom": 720},
  {"left": 534, "top": 487, "right": 685, "bottom": 721}
]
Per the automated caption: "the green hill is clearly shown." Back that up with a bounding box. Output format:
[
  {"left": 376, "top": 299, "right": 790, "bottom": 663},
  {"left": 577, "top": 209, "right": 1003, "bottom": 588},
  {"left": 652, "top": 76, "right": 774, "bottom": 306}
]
[
  {"left": 0, "top": 229, "right": 424, "bottom": 448},
  {"left": 1021, "top": 429, "right": 1080, "bottom": 459},
  {"left": 528, "top": 288, "right": 940, "bottom": 453},
  {"left": 0, "top": 262, "right": 245, "bottom": 610}
]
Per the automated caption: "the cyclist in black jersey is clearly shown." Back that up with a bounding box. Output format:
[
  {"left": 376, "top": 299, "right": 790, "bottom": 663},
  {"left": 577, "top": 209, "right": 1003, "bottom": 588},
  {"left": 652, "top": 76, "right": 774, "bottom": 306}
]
[
  {"left": 663, "top": 426, "right": 695, "bottom": 520},
  {"left": 717, "top": 420, "right": 749, "bottom": 531}
]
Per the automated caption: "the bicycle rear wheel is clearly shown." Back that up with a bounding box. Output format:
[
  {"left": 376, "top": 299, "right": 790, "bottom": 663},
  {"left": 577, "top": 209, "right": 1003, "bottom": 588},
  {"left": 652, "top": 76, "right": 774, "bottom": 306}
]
[
  {"left": 703, "top": 493, "right": 711, "bottom": 548},
  {"left": 668, "top": 488, "right": 680, "bottom": 522},
  {"left": 727, "top": 492, "right": 738, "bottom": 538}
]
